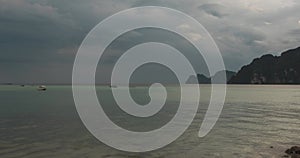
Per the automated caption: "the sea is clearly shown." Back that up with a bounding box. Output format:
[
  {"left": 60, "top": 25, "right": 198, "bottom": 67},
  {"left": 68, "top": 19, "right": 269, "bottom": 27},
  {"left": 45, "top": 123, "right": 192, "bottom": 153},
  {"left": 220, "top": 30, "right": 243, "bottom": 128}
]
[{"left": 0, "top": 85, "right": 299, "bottom": 158}]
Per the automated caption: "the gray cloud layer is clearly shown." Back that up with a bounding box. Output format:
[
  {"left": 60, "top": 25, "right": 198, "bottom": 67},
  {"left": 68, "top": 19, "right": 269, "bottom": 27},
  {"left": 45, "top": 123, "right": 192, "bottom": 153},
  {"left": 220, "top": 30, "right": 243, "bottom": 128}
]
[{"left": 0, "top": 0, "right": 300, "bottom": 83}]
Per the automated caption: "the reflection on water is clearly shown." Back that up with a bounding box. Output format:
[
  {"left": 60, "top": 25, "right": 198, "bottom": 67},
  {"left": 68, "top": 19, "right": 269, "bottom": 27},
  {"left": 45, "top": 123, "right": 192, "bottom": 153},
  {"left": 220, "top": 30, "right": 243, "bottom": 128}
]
[{"left": 0, "top": 85, "right": 299, "bottom": 158}]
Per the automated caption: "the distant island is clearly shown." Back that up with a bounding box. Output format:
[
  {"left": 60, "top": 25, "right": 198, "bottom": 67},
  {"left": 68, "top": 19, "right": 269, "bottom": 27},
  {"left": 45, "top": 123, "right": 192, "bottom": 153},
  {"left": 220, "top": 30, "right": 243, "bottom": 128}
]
[
  {"left": 187, "top": 70, "right": 236, "bottom": 84},
  {"left": 229, "top": 47, "right": 300, "bottom": 84},
  {"left": 189, "top": 46, "right": 300, "bottom": 84}
]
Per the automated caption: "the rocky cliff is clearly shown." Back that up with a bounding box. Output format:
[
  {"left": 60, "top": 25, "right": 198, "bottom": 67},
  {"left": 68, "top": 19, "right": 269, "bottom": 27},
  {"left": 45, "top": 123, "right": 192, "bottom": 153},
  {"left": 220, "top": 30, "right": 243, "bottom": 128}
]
[
  {"left": 229, "top": 47, "right": 300, "bottom": 84},
  {"left": 187, "top": 70, "right": 236, "bottom": 84}
]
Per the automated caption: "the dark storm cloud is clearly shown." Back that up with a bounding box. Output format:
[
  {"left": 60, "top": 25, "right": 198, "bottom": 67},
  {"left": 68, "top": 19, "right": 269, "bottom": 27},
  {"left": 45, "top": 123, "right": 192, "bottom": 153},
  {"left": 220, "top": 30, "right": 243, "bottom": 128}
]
[
  {"left": 198, "top": 3, "right": 229, "bottom": 18},
  {"left": 228, "top": 27, "right": 265, "bottom": 46},
  {"left": 0, "top": 0, "right": 81, "bottom": 60},
  {"left": 131, "top": 0, "right": 169, "bottom": 7},
  {"left": 0, "top": 0, "right": 129, "bottom": 83},
  {"left": 213, "top": 26, "right": 267, "bottom": 71},
  {"left": 0, "top": 0, "right": 300, "bottom": 83}
]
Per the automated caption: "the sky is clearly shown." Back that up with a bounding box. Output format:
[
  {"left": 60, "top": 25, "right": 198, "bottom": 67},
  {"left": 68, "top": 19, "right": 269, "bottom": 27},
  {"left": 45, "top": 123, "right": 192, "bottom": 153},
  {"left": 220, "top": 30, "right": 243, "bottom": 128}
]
[{"left": 1, "top": 0, "right": 300, "bottom": 84}]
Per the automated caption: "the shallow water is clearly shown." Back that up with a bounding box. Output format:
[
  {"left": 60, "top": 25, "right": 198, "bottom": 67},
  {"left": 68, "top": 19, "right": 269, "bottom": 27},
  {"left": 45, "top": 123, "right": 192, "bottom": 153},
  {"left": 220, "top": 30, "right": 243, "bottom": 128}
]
[{"left": 0, "top": 85, "right": 299, "bottom": 158}]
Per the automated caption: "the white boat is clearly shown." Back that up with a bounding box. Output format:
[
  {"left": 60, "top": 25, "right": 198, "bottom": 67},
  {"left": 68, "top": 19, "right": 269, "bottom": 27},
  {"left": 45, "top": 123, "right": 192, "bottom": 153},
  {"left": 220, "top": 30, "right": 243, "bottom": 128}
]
[{"left": 37, "top": 85, "right": 47, "bottom": 91}]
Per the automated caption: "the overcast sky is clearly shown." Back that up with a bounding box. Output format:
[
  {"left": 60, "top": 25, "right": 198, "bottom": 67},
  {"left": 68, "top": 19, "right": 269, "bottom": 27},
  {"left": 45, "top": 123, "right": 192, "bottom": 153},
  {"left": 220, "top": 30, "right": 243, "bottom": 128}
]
[{"left": 1, "top": 0, "right": 300, "bottom": 84}]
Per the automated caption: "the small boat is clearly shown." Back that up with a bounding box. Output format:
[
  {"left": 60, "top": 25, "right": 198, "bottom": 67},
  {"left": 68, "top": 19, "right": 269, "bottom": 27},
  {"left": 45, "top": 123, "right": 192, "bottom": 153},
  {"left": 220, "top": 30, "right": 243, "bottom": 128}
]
[
  {"left": 109, "top": 85, "right": 117, "bottom": 88},
  {"left": 37, "top": 85, "right": 47, "bottom": 91}
]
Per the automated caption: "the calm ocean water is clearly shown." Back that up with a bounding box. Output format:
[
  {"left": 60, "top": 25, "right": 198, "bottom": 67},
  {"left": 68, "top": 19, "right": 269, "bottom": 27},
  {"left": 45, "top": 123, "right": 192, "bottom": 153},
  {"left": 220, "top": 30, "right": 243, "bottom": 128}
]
[{"left": 0, "top": 85, "right": 299, "bottom": 158}]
